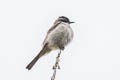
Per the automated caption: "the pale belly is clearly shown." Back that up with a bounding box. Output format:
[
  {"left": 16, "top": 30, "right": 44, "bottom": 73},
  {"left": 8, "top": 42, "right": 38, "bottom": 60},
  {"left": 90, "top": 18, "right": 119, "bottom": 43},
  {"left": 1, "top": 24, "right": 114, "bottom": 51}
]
[{"left": 45, "top": 22, "right": 73, "bottom": 50}]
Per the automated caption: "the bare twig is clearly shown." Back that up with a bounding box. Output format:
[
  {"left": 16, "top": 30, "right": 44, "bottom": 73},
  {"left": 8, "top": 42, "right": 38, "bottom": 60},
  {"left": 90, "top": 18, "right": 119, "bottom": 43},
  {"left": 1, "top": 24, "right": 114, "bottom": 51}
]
[{"left": 51, "top": 50, "right": 62, "bottom": 80}]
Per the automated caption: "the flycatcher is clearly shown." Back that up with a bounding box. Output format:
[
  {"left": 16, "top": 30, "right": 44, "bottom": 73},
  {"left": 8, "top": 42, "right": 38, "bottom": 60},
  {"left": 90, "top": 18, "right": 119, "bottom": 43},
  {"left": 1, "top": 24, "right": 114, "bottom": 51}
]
[{"left": 26, "top": 16, "right": 74, "bottom": 70}]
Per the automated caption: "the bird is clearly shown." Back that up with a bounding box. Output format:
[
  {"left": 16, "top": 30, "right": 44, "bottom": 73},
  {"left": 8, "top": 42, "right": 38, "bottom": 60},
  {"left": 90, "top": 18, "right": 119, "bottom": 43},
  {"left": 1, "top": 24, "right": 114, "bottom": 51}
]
[{"left": 26, "top": 16, "right": 74, "bottom": 70}]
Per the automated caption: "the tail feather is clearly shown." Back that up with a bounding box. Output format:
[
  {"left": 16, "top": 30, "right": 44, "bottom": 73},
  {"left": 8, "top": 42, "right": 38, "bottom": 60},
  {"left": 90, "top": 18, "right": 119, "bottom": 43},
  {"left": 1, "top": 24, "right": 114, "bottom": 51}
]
[{"left": 26, "top": 43, "right": 50, "bottom": 70}]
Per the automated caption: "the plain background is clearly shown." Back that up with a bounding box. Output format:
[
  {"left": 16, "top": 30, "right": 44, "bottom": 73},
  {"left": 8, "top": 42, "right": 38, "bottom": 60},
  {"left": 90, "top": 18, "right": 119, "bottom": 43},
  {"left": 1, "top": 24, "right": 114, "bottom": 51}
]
[{"left": 0, "top": 0, "right": 120, "bottom": 80}]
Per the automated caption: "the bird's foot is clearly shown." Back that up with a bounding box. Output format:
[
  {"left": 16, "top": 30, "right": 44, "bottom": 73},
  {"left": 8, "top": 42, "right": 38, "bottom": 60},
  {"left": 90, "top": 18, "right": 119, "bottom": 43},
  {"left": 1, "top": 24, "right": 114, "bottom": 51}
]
[{"left": 60, "top": 47, "right": 64, "bottom": 50}]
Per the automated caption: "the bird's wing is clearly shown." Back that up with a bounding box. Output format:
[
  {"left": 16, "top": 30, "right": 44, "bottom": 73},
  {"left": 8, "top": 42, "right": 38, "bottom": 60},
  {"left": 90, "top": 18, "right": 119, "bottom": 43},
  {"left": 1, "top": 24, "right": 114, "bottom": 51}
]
[{"left": 42, "top": 22, "right": 61, "bottom": 45}]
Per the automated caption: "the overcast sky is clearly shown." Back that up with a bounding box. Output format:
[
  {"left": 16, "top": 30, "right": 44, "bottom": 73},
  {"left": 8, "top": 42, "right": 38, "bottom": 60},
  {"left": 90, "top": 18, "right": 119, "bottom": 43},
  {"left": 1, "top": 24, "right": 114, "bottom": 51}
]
[{"left": 0, "top": 0, "right": 120, "bottom": 80}]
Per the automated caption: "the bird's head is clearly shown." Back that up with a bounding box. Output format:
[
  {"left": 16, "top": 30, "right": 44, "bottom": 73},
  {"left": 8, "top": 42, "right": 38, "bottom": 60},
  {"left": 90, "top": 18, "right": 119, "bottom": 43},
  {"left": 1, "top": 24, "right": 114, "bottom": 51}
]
[{"left": 57, "top": 16, "right": 75, "bottom": 24}]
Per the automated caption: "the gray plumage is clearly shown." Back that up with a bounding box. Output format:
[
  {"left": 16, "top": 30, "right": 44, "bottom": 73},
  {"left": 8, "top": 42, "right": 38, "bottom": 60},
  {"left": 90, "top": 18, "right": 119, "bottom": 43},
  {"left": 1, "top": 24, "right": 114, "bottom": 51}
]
[{"left": 26, "top": 16, "right": 74, "bottom": 70}]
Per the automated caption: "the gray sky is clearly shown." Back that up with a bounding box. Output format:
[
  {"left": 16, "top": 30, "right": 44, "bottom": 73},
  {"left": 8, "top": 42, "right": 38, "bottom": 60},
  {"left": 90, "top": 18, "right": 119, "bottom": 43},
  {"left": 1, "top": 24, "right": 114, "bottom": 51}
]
[{"left": 0, "top": 0, "right": 120, "bottom": 80}]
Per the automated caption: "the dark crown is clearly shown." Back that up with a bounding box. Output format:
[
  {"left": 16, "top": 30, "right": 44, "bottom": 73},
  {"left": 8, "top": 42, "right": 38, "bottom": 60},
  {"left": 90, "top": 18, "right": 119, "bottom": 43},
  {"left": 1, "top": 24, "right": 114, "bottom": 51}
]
[{"left": 58, "top": 16, "right": 70, "bottom": 23}]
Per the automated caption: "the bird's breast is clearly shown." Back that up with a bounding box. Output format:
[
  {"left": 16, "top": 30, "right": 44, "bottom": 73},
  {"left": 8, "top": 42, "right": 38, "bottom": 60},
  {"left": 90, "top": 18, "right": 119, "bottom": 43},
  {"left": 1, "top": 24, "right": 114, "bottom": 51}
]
[{"left": 46, "top": 22, "right": 73, "bottom": 49}]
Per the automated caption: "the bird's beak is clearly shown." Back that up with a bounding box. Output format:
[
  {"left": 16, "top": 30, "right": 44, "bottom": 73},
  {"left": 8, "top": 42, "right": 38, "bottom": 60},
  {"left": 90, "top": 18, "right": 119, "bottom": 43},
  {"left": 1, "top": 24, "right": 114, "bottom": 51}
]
[{"left": 69, "top": 22, "right": 75, "bottom": 24}]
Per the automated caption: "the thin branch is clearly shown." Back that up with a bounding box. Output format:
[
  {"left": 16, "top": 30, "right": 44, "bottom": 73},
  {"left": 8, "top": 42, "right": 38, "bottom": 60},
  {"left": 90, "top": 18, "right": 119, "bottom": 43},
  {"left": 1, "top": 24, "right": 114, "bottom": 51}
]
[{"left": 51, "top": 50, "right": 61, "bottom": 80}]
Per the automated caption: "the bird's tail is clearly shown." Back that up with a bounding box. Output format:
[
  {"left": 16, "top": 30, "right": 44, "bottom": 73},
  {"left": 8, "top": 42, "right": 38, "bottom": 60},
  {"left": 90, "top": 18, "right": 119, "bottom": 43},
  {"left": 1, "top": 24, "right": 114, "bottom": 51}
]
[{"left": 26, "top": 43, "right": 51, "bottom": 70}]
